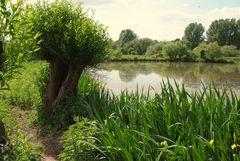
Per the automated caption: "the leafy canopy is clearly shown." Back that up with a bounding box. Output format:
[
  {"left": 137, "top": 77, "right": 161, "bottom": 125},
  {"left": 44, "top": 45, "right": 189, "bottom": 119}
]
[
  {"left": 206, "top": 19, "right": 240, "bottom": 47},
  {"left": 29, "top": 0, "right": 110, "bottom": 66},
  {"left": 0, "top": 0, "right": 36, "bottom": 89},
  {"left": 118, "top": 29, "right": 138, "bottom": 47},
  {"left": 183, "top": 23, "right": 205, "bottom": 49},
  {"left": 162, "top": 41, "right": 188, "bottom": 61}
]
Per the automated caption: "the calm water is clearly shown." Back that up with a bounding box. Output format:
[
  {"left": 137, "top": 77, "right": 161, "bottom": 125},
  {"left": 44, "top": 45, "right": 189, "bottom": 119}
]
[{"left": 93, "top": 62, "right": 240, "bottom": 95}]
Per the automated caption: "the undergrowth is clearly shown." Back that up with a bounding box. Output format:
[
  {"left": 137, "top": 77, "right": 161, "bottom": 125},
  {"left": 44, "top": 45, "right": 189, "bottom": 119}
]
[
  {"left": 0, "top": 61, "right": 49, "bottom": 109},
  {"left": 61, "top": 81, "right": 240, "bottom": 161}
]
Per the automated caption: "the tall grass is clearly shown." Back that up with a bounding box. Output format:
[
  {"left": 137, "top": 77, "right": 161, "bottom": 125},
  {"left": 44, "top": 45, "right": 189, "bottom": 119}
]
[
  {"left": 0, "top": 61, "right": 49, "bottom": 109},
  {"left": 71, "top": 81, "right": 240, "bottom": 161}
]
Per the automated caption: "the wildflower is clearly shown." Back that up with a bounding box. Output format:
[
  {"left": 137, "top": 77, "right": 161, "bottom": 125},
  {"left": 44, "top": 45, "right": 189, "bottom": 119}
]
[
  {"left": 209, "top": 139, "right": 214, "bottom": 145},
  {"left": 160, "top": 140, "right": 168, "bottom": 147},
  {"left": 231, "top": 144, "right": 239, "bottom": 150}
]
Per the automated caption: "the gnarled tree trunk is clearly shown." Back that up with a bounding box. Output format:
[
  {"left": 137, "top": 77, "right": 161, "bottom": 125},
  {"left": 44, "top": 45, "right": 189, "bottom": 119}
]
[
  {"left": 58, "top": 65, "right": 82, "bottom": 98},
  {"left": 0, "top": 120, "right": 6, "bottom": 145},
  {"left": 43, "top": 59, "right": 85, "bottom": 117}
]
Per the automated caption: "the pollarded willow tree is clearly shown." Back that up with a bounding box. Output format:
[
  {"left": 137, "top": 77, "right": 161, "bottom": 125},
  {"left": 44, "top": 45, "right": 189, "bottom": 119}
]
[{"left": 28, "top": 0, "right": 110, "bottom": 117}]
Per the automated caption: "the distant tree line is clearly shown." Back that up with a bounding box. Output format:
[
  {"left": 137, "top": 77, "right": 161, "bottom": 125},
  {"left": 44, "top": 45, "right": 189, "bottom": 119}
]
[{"left": 111, "top": 18, "right": 240, "bottom": 62}]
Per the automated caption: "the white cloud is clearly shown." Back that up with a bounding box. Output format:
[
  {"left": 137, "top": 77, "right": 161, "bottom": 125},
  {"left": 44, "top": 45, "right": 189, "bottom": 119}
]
[{"left": 84, "top": 1, "right": 240, "bottom": 41}]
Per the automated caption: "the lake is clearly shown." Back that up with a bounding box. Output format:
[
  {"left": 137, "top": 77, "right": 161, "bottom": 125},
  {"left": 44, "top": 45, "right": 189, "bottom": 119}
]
[{"left": 93, "top": 62, "right": 240, "bottom": 95}]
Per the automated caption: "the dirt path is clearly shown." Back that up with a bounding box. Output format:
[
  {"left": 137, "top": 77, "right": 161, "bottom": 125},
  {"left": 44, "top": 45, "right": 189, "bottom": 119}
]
[
  {"left": 41, "top": 156, "right": 58, "bottom": 161},
  {"left": 11, "top": 107, "right": 62, "bottom": 161}
]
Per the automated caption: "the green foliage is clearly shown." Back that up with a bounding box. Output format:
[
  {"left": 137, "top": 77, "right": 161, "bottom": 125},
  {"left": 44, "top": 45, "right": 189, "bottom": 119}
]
[
  {"left": 183, "top": 23, "right": 205, "bottom": 49},
  {"left": 206, "top": 19, "right": 240, "bottom": 47},
  {"left": 122, "top": 38, "right": 155, "bottom": 55},
  {"left": 1, "top": 133, "right": 39, "bottom": 161},
  {"left": 111, "top": 54, "right": 164, "bottom": 61},
  {"left": 118, "top": 29, "right": 138, "bottom": 47},
  {"left": 162, "top": 41, "right": 189, "bottom": 61},
  {"left": 0, "top": 100, "right": 15, "bottom": 138},
  {"left": 109, "top": 48, "right": 122, "bottom": 60},
  {"left": 77, "top": 82, "right": 240, "bottom": 161},
  {"left": 221, "top": 45, "right": 240, "bottom": 57},
  {"left": 0, "top": 61, "right": 49, "bottom": 109},
  {"left": 146, "top": 42, "right": 165, "bottom": 56},
  {"left": 59, "top": 117, "right": 103, "bottom": 161},
  {"left": 193, "top": 42, "right": 223, "bottom": 62},
  {"left": 36, "top": 71, "right": 102, "bottom": 128},
  {"left": 78, "top": 71, "right": 102, "bottom": 96},
  {"left": 28, "top": 0, "right": 110, "bottom": 66},
  {"left": 0, "top": 0, "right": 39, "bottom": 89}
]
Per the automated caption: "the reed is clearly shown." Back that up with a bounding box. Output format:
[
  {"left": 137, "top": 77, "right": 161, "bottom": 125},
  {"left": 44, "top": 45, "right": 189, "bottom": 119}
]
[{"left": 76, "top": 81, "right": 240, "bottom": 161}]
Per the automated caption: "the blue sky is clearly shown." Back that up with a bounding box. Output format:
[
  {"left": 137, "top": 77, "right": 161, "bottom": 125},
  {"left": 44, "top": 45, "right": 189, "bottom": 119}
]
[{"left": 83, "top": 0, "right": 240, "bottom": 40}]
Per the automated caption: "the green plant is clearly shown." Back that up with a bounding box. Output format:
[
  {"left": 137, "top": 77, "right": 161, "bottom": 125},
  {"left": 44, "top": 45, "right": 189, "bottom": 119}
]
[
  {"left": 1, "top": 132, "right": 39, "bottom": 161},
  {"left": 0, "top": 61, "right": 49, "bottom": 109},
  {"left": 193, "top": 42, "right": 223, "bottom": 62},
  {"left": 36, "top": 70, "right": 102, "bottom": 128},
  {"left": 221, "top": 45, "right": 240, "bottom": 57},
  {"left": 59, "top": 117, "right": 103, "bottom": 161},
  {"left": 28, "top": 0, "right": 110, "bottom": 120},
  {"left": 183, "top": 23, "right": 205, "bottom": 49},
  {"left": 162, "top": 41, "right": 189, "bottom": 61},
  {"left": 75, "top": 81, "right": 240, "bottom": 161}
]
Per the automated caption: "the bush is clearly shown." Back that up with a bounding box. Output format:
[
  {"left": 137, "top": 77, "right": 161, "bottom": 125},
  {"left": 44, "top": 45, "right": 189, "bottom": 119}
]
[
  {"left": 1, "top": 133, "right": 39, "bottom": 161},
  {"left": 59, "top": 117, "right": 102, "bottom": 161},
  {"left": 193, "top": 42, "right": 223, "bottom": 62},
  {"left": 221, "top": 45, "right": 240, "bottom": 57},
  {"left": 122, "top": 38, "right": 155, "bottom": 55},
  {"left": 146, "top": 42, "right": 164, "bottom": 56},
  {"left": 162, "top": 41, "right": 189, "bottom": 61}
]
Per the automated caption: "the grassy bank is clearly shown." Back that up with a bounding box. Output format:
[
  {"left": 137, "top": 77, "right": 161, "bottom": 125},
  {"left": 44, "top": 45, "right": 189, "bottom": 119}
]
[
  {"left": 0, "top": 61, "right": 240, "bottom": 160},
  {"left": 111, "top": 54, "right": 240, "bottom": 63},
  {"left": 111, "top": 54, "right": 165, "bottom": 62},
  {"left": 61, "top": 82, "right": 240, "bottom": 160}
]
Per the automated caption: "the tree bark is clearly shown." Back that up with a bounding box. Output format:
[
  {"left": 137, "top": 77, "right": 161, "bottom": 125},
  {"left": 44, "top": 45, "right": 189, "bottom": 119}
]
[
  {"left": 58, "top": 65, "right": 82, "bottom": 98},
  {"left": 0, "top": 120, "right": 6, "bottom": 145},
  {"left": 43, "top": 60, "right": 84, "bottom": 117},
  {"left": 43, "top": 60, "right": 68, "bottom": 115}
]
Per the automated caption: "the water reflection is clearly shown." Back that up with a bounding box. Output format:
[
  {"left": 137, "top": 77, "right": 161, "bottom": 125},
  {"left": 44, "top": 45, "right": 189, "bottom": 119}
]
[{"left": 94, "top": 62, "right": 240, "bottom": 95}]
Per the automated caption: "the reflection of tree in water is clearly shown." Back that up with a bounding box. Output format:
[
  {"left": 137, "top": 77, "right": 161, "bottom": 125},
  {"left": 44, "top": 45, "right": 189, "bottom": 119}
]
[
  {"left": 100, "top": 62, "right": 154, "bottom": 82},
  {"left": 98, "top": 62, "right": 240, "bottom": 88}
]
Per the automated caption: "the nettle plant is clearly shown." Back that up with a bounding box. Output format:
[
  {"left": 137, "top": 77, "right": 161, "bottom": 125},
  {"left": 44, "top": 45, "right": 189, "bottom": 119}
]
[{"left": 28, "top": 0, "right": 110, "bottom": 123}]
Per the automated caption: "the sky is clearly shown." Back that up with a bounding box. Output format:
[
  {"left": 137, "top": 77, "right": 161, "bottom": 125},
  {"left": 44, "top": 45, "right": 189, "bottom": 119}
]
[{"left": 82, "top": 0, "right": 240, "bottom": 41}]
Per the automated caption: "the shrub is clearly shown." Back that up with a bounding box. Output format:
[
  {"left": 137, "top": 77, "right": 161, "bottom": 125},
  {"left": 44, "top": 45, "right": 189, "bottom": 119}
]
[
  {"left": 1, "top": 133, "right": 39, "bottom": 161},
  {"left": 221, "top": 45, "right": 240, "bottom": 57},
  {"left": 146, "top": 42, "right": 164, "bottom": 56},
  {"left": 122, "top": 38, "right": 155, "bottom": 55},
  {"left": 193, "top": 42, "right": 223, "bottom": 62},
  {"left": 59, "top": 117, "right": 103, "bottom": 161},
  {"left": 162, "top": 41, "right": 189, "bottom": 61}
]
